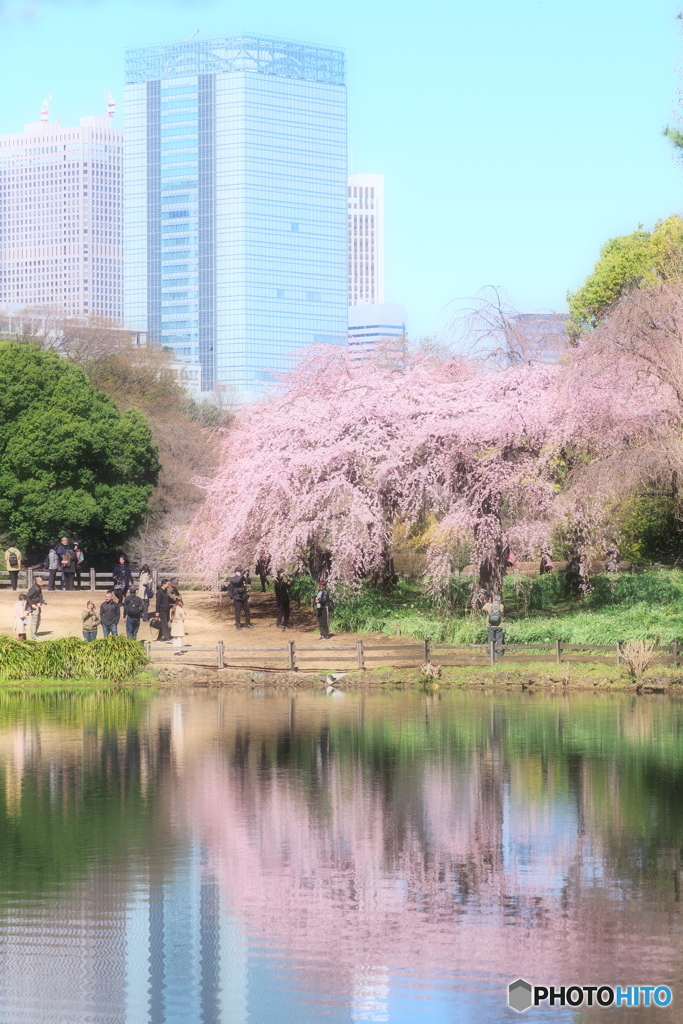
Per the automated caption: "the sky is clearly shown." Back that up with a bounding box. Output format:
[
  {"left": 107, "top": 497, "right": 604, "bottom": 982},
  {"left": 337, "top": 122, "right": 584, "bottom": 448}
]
[{"left": 0, "top": 0, "right": 681, "bottom": 339}]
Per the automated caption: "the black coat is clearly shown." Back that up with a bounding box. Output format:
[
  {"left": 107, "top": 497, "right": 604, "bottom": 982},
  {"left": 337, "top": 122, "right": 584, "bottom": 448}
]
[
  {"left": 155, "top": 588, "right": 171, "bottom": 614},
  {"left": 100, "top": 601, "right": 121, "bottom": 626}
]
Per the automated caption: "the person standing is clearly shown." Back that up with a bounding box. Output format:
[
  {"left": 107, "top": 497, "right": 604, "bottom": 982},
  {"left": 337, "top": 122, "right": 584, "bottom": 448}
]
[
  {"left": 46, "top": 544, "right": 61, "bottom": 591},
  {"left": 123, "top": 588, "right": 145, "bottom": 640},
  {"left": 170, "top": 597, "right": 186, "bottom": 656},
  {"left": 155, "top": 579, "right": 172, "bottom": 642},
  {"left": 228, "top": 567, "right": 254, "bottom": 629},
  {"left": 81, "top": 601, "right": 100, "bottom": 641},
  {"left": 255, "top": 556, "right": 270, "bottom": 592},
  {"left": 4, "top": 544, "right": 22, "bottom": 591},
  {"left": 482, "top": 593, "right": 505, "bottom": 658},
  {"left": 99, "top": 591, "right": 121, "bottom": 638},
  {"left": 62, "top": 546, "right": 77, "bottom": 591},
  {"left": 539, "top": 545, "right": 554, "bottom": 575},
  {"left": 12, "top": 593, "right": 28, "bottom": 640},
  {"left": 113, "top": 556, "right": 134, "bottom": 603},
  {"left": 315, "top": 579, "right": 332, "bottom": 640},
  {"left": 72, "top": 543, "right": 85, "bottom": 589},
  {"left": 138, "top": 564, "right": 153, "bottom": 621},
  {"left": 26, "top": 576, "right": 46, "bottom": 641},
  {"left": 274, "top": 568, "right": 291, "bottom": 628},
  {"left": 56, "top": 536, "right": 71, "bottom": 590}
]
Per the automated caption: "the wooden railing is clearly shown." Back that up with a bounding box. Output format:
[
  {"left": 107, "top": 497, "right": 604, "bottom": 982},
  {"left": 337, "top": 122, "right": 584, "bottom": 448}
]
[
  {"left": 0, "top": 569, "right": 220, "bottom": 591},
  {"left": 143, "top": 638, "right": 683, "bottom": 671}
]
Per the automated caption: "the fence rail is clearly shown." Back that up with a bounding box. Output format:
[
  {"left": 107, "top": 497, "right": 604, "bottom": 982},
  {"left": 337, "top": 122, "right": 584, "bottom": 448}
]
[
  {"left": 0, "top": 569, "right": 220, "bottom": 591},
  {"left": 143, "top": 637, "right": 682, "bottom": 672}
]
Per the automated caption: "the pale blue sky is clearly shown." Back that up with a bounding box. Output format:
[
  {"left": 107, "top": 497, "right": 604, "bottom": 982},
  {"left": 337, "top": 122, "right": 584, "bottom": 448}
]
[{"left": 0, "top": 0, "right": 681, "bottom": 338}]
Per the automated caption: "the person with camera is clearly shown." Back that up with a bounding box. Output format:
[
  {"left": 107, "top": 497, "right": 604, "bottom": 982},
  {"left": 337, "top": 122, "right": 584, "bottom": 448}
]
[{"left": 228, "top": 566, "right": 254, "bottom": 629}]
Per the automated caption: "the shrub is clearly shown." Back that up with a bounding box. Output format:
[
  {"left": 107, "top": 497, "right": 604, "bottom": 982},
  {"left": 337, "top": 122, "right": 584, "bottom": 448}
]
[{"left": 0, "top": 635, "right": 148, "bottom": 683}]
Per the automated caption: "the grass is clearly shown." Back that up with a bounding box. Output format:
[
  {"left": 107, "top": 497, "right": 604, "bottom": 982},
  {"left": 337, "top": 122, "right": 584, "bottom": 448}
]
[
  {"left": 0, "top": 635, "right": 149, "bottom": 683},
  {"left": 328, "top": 569, "right": 683, "bottom": 645}
]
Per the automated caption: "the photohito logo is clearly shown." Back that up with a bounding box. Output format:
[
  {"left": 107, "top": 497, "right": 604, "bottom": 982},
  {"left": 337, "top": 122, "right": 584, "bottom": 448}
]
[{"left": 508, "top": 979, "right": 672, "bottom": 1012}]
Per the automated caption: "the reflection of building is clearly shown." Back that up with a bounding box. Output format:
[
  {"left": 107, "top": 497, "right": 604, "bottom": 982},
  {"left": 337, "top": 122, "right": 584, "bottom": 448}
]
[
  {"left": 0, "top": 114, "right": 123, "bottom": 320},
  {"left": 124, "top": 35, "right": 348, "bottom": 398},
  {"left": 348, "top": 173, "right": 384, "bottom": 306},
  {"left": 347, "top": 302, "right": 407, "bottom": 361}
]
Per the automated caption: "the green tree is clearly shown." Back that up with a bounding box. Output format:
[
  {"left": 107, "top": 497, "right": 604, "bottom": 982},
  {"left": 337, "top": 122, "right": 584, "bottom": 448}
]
[
  {"left": 566, "top": 215, "right": 683, "bottom": 337},
  {"left": 0, "top": 343, "right": 159, "bottom": 556}
]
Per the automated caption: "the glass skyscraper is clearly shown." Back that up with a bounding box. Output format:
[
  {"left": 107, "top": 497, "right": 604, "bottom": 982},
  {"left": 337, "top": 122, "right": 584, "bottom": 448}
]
[{"left": 123, "top": 36, "right": 348, "bottom": 397}]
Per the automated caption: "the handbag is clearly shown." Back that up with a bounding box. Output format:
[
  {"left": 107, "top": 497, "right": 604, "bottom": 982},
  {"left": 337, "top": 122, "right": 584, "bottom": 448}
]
[{"left": 149, "top": 616, "right": 161, "bottom": 631}]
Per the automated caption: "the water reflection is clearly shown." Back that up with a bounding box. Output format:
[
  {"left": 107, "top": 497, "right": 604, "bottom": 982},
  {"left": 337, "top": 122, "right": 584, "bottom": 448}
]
[{"left": 0, "top": 690, "right": 679, "bottom": 1022}]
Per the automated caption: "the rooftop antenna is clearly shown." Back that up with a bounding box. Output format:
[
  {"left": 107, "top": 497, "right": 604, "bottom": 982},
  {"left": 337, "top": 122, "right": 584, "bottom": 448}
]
[
  {"left": 184, "top": 28, "right": 200, "bottom": 41},
  {"left": 105, "top": 89, "right": 116, "bottom": 119},
  {"left": 40, "top": 94, "right": 52, "bottom": 123}
]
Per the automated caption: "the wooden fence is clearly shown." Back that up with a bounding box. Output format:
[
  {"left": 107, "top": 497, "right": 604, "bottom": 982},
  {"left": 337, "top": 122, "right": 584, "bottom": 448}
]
[
  {"left": 0, "top": 569, "right": 219, "bottom": 591},
  {"left": 144, "top": 638, "right": 683, "bottom": 671}
]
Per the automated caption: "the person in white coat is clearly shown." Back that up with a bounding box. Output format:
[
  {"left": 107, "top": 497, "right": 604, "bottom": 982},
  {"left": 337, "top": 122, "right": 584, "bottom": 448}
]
[{"left": 170, "top": 598, "right": 186, "bottom": 656}]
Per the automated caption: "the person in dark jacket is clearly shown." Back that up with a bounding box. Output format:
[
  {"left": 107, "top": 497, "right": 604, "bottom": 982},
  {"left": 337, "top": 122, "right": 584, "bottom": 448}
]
[
  {"left": 228, "top": 567, "right": 254, "bottom": 629},
  {"left": 62, "top": 547, "right": 77, "bottom": 591},
  {"left": 255, "top": 556, "right": 270, "bottom": 592},
  {"left": 123, "top": 589, "right": 145, "bottom": 640},
  {"left": 112, "top": 555, "right": 134, "bottom": 603},
  {"left": 155, "top": 579, "right": 172, "bottom": 642},
  {"left": 316, "top": 579, "right": 332, "bottom": 640},
  {"left": 274, "top": 568, "right": 291, "bottom": 628},
  {"left": 26, "top": 576, "right": 46, "bottom": 641},
  {"left": 99, "top": 591, "right": 121, "bottom": 638}
]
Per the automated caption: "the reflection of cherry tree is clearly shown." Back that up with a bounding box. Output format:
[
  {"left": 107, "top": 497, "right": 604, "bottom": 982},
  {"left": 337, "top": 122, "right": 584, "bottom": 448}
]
[{"left": 188, "top": 735, "right": 683, "bottom": 1001}]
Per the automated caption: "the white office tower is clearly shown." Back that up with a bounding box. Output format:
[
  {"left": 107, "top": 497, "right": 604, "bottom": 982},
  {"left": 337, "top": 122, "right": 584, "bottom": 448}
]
[
  {"left": 0, "top": 114, "right": 123, "bottom": 319},
  {"left": 347, "top": 302, "right": 407, "bottom": 361},
  {"left": 348, "top": 173, "right": 384, "bottom": 305}
]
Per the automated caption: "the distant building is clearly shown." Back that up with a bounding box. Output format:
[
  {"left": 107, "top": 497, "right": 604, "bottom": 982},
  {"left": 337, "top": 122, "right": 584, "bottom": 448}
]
[
  {"left": 504, "top": 313, "right": 570, "bottom": 364},
  {"left": 0, "top": 115, "right": 123, "bottom": 320},
  {"left": 347, "top": 302, "right": 407, "bottom": 361},
  {"left": 123, "top": 35, "right": 348, "bottom": 398},
  {"left": 348, "top": 173, "right": 384, "bottom": 306}
]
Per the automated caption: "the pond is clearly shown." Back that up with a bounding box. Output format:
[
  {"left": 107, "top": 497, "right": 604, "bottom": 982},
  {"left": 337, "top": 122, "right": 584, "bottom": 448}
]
[{"left": 0, "top": 687, "right": 680, "bottom": 1022}]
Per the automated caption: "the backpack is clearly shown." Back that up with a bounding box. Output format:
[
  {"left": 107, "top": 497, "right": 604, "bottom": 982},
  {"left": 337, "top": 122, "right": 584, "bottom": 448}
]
[
  {"left": 487, "top": 601, "right": 502, "bottom": 627},
  {"left": 8, "top": 550, "right": 18, "bottom": 568},
  {"left": 126, "top": 595, "right": 144, "bottom": 619}
]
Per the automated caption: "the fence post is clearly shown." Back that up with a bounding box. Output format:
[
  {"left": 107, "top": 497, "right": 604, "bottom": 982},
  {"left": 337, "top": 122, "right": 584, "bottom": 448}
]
[
  {"left": 674, "top": 640, "right": 679, "bottom": 668},
  {"left": 287, "top": 640, "right": 296, "bottom": 671},
  {"left": 616, "top": 642, "right": 622, "bottom": 667},
  {"left": 216, "top": 641, "right": 224, "bottom": 670},
  {"left": 555, "top": 638, "right": 562, "bottom": 664},
  {"left": 489, "top": 640, "right": 496, "bottom": 667},
  {"left": 144, "top": 640, "right": 151, "bottom": 658},
  {"left": 27, "top": 567, "right": 33, "bottom": 589},
  {"left": 152, "top": 568, "right": 158, "bottom": 590},
  {"left": 89, "top": 568, "right": 96, "bottom": 591},
  {"left": 356, "top": 639, "right": 365, "bottom": 670},
  {"left": 214, "top": 571, "right": 220, "bottom": 592},
  {"left": 423, "top": 639, "right": 431, "bottom": 665}
]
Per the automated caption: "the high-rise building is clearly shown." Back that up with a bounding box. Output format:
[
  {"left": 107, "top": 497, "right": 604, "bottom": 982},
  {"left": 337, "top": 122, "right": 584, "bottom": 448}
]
[
  {"left": 0, "top": 115, "right": 123, "bottom": 319},
  {"left": 348, "top": 172, "right": 384, "bottom": 306},
  {"left": 123, "top": 35, "right": 348, "bottom": 397},
  {"left": 347, "top": 302, "right": 407, "bottom": 361}
]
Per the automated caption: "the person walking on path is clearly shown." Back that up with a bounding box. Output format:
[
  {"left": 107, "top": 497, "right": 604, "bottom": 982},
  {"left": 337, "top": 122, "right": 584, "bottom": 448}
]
[
  {"left": 228, "top": 567, "right": 254, "bottom": 629},
  {"left": 170, "top": 597, "right": 186, "bottom": 656},
  {"left": 100, "top": 591, "right": 121, "bottom": 638},
  {"left": 482, "top": 593, "right": 505, "bottom": 658},
  {"left": 12, "top": 593, "right": 28, "bottom": 640},
  {"left": 72, "top": 543, "right": 85, "bottom": 589},
  {"left": 274, "top": 568, "right": 291, "bottom": 628},
  {"left": 137, "top": 565, "right": 153, "bottom": 621},
  {"left": 56, "top": 537, "right": 71, "bottom": 590},
  {"left": 155, "top": 580, "right": 172, "bottom": 642},
  {"left": 46, "top": 545, "right": 61, "bottom": 591},
  {"left": 81, "top": 601, "right": 100, "bottom": 641},
  {"left": 26, "top": 576, "right": 46, "bottom": 641},
  {"left": 4, "top": 544, "right": 22, "bottom": 591},
  {"left": 123, "top": 589, "right": 145, "bottom": 640},
  {"left": 316, "top": 579, "right": 332, "bottom": 640},
  {"left": 113, "top": 556, "right": 134, "bottom": 604}
]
